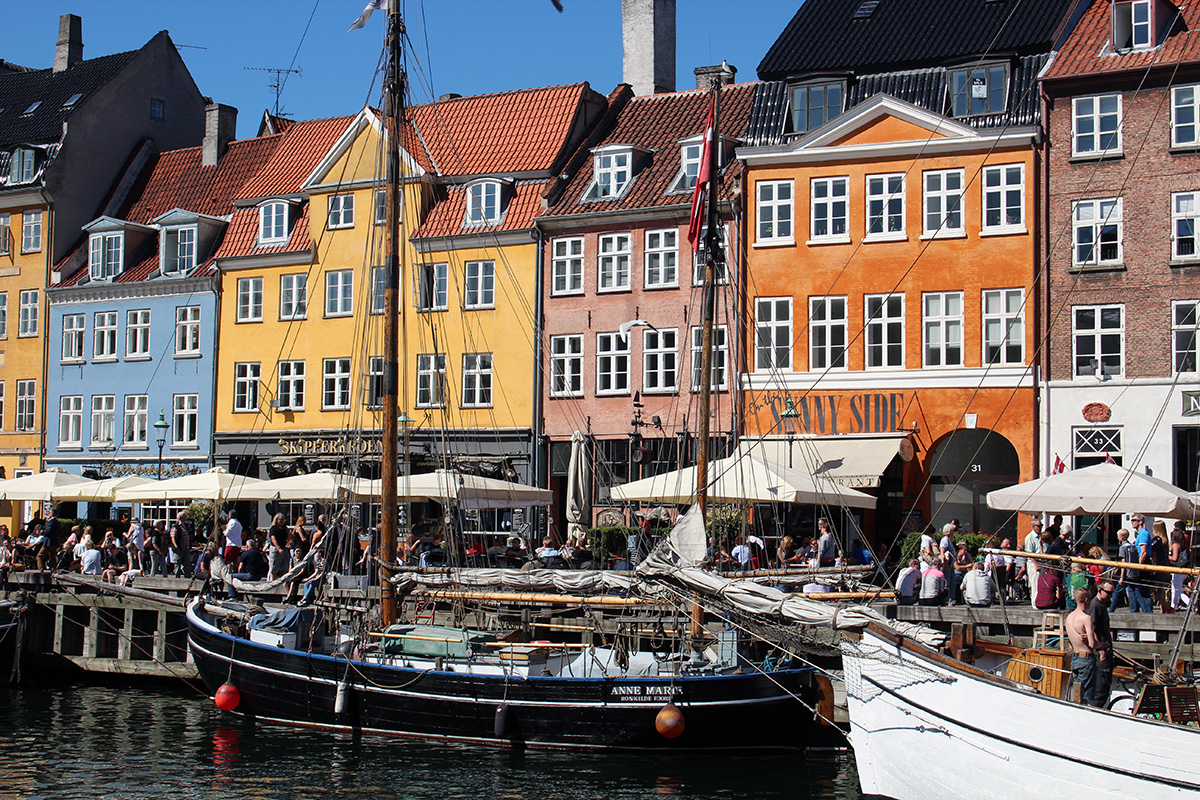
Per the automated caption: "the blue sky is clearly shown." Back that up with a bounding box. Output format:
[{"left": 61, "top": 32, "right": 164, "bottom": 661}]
[{"left": 3, "top": 1, "right": 799, "bottom": 139}]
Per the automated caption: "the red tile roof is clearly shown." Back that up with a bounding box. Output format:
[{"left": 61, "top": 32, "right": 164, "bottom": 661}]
[
  {"left": 412, "top": 180, "right": 548, "bottom": 239},
  {"left": 214, "top": 202, "right": 311, "bottom": 261},
  {"left": 1043, "top": 1, "right": 1200, "bottom": 80},
  {"left": 238, "top": 115, "right": 356, "bottom": 200}
]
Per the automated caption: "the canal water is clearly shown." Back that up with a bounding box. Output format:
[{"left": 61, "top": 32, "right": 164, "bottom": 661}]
[{"left": 0, "top": 683, "right": 861, "bottom": 799}]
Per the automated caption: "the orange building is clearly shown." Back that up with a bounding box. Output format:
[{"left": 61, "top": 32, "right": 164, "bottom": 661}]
[{"left": 737, "top": 95, "right": 1040, "bottom": 546}]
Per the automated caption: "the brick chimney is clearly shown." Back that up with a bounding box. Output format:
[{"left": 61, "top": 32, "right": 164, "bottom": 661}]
[
  {"left": 694, "top": 62, "right": 737, "bottom": 91},
  {"left": 202, "top": 103, "right": 237, "bottom": 167},
  {"left": 54, "top": 14, "right": 83, "bottom": 73},
  {"left": 622, "top": 0, "right": 675, "bottom": 96}
]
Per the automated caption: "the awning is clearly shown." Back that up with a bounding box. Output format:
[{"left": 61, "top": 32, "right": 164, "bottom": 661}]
[{"left": 739, "top": 434, "right": 912, "bottom": 489}]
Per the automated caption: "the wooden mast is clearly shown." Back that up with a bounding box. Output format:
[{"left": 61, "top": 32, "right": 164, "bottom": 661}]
[{"left": 379, "top": 0, "right": 405, "bottom": 627}]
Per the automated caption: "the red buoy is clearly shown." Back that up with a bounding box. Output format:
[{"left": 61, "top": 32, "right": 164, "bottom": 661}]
[
  {"left": 215, "top": 684, "right": 240, "bottom": 712},
  {"left": 655, "top": 702, "right": 685, "bottom": 739}
]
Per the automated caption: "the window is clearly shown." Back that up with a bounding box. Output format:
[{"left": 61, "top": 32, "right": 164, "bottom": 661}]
[
  {"left": 811, "top": 177, "right": 849, "bottom": 241},
  {"left": 1174, "top": 301, "right": 1200, "bottom": 373},
  {"left": 93, "top": 311, "right": 117, "bottom": 360},
  {"left": 865, "top": 173, "right": 905, "bottom": 239},
  {"left": 637, "top": 229, "right": 679, "bottom": 289},
  {"left": 327, "top": 194, "right": 355, "bottom": 229},
  {"left": 551, "top": 238, "right": 584, "bottom": 295},
  {"left": 1173, "top": 192, "right": 1200, "bottom": 260},
  {"left": 0, "top": 292, "right": 7, "bottom": 338},
  {"left": 90, "top": 395, "right": 115, "bottom": 446},
  {"left": 15, "top": 380, "right": 34, "bottom": 432},
  {"left": 150, "top": 97, "right": 165, "bottom": 119},
  {"left": 277, "top": 360, "right": 305, "bottom": 410},
  {"left": 417, "top": 262, "right": 448, "bottom": 310},
  {"left": 0, "top": 214, "right": 9, "bottom": 255},
  {"left": 757, "top": 180, "right": 794, "bottom": 242},
  {"left": 982, "top": 164, "right": 1025, "bottom": 232},
  {"left": 464, "top": 261, "right": 495, "bottom": 309},
  {"left": 1073, "top": 95, "right": 1122, "bottom": 156},
  {"left": 466, "top": 181, "right": 501, "bottom": 225},
  {"left": 1073, "top": 305, "right": 1124, "bottom": 378},
  {"left": 234, "top": 363, "right": 261, "bottom": 412},
  {"left": 365, "top": 356, "right": 384, "bottom": 407},
  {"left": 809, "top": 297, "right": 848, "bottom": 370},
  {"left": 596, "top": 333, "right": 630, "bottom": 395},
  {"left": 461, "top": 353, "right": 493, "bottom": 407},
  {"left": 61, "top": 314, "right": 85, "bottom": 361},
  {"left": 416, "top": 354, "right": 446, "bottom": 408},
  {"left": 374, "top": 188, "right": 387, "bottom": 225},
  {"left": 1073, "top": 198, "right": 1123, "bottom": 267},
  {"left": 593, "top": 149, "right": 632, "bottom": 198},
  {"left": 18, "top": 290, "right": 37, "bottom": 337},
  {"left": 948, "top": 64, "right": 1007, "bottom": 117},
  {"left": 983, "top": 288, "right": 1024, "bottom": 365},
  {"left": 790, "top": 81, "right": 843, "bottom": 132},
  {"left": 923, "top": 169, "right": 964, "bottom": 236},
  {"left": 1074, "top": 427, "right": 1122, "bottom": 467},
  {"left": 59, "top": 396, "right": 82, "bottom": 447},
  {"left": 1173, "top": 86, "right": 1200, "bottom": 147},
  {"left": 11, "top": 148, "right": 35, "bottom": 183},
  {"left": 692, "top": 224, "right": 729, "bottom": 286},
  {"left": 1113, "top": 0, "right": 1152, "bottom": 50},
  {"left": 690, "top": 324, "right": 729, "bottom": 391},
  {"left": 322, "top": 358, "right": 351, "bottom": 410},
  {"left": 88, "top": 232, "right": 123, "bottom": 280},
  {"left": 550, "top": 335, "right": 583, "bottom": 397},
  {"left": 163, "top": 226, "right": 195, "bottom": 274},
  {"left": 370, "top": 266, "right": 386, "bottom": 314},
  {"left": 865, "top": 294, "right": 905, "bottom": 369},
  {"left": 123, "top": 395, "right": 148, "bottom": 446},
  {"left": 63, "top": 93, "right": 82, "bottom": 108},
  {"left": 173, "top": 394, "right": 198, "bottom": 446},
  {"left": 923, "top": 291, "right": 964, "bottom": 367},
  {"left": 22, "top": 210, "right": 41, "bottom": 253},
  {"left": 672, "top": 141, "right": 703, "bottom": 192},
  {"left": 126, "top": 310, "right": 150, "bottom": 358},
  {"left": 755, "top": 297, "right": 793, "bottom": 371},
  {"left": 175, "top": 306, "right": 201, "bottom": 355},
  {"left": 279, "top": 273, "right": 307, "bottom": 320},
  {"left": 643, "top": 328, "right": 678, "bottom": 393},
  {"left": 236, "top": 277, "right": 263, "bottom": 322},
  {"left": 598, "top": 233, "right": 632, "bottom": 292},
  {"left": 259, "top": 202, "right": 288, "bottom": 244},
  {"left": 325, "top": 270, "right": 353, "bottom": 316}
]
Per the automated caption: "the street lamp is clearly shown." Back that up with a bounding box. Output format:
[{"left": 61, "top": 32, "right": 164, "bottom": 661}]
[
  {"left": 780, "top": 396, "right": 801, "bottom": 468},
  {"left": 153, "top": 411, "right": 170, "bottom": 479}
]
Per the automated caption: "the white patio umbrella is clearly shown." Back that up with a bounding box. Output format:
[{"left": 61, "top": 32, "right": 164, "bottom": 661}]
[
  {"left": 566, "top": 431, "right": 590, "bottom": 540},
  {"left": 235, "top": 469, "right": 376, "bottom": 501},
  {"left": 113, "top": 466, "right": 265, "bottom": 503},
  {"left": 0, "top": 468, "right": 96, "bottom": 501},
  {"left": 51, "top": 475, "right": 154, "bottom": 502},
  {"left": 986, "top": 462, "right": 1200, "bottom": 518},
  {"left": 373, "top": 469, "right": 551, "bottom": 509},
  {"left": 610, "top": 454, "right": 876, "bottom": 509}
]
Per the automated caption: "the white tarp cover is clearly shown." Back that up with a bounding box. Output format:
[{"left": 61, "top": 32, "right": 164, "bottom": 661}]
[{"left": 986, "top": 462, "right": 1200, "bottom": 518}]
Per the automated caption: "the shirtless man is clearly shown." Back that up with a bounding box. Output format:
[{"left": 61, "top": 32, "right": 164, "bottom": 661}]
[{"left": 1066, "top": 587, "right": 1096, "bottom": 704}]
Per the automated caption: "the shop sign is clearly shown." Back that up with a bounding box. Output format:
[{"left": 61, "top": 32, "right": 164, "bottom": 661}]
[
  {"left": 1184, "top": 392, "right": 1200, "bottom": 417},
  {"left": 749, "top": 392, "right": 906, "bottom": 435},
  {"left": 278, "top": 437, "right": 383, "bottom": 455}
]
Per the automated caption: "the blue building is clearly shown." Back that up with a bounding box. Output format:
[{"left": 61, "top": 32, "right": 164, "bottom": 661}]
[{"left": 44, "top": 105, "right": 278, "bottom": 516}]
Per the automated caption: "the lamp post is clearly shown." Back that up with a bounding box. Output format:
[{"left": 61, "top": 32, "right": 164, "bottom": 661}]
[
  {"left": 153, "top": 411, "right": 170, "bottom": 479},
  {"left": 780, "top": 396, "right": 801, "bottom": 468}
]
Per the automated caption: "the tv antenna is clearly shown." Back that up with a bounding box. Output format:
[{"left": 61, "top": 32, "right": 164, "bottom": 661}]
[{"left": 244, "top": 66, "right": 302, "bottom": 117}]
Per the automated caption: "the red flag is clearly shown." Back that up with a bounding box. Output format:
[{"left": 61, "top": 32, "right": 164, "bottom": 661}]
[
  {"left": 687, "top": 96, "right": 715, "bottom": 253},
  {"left": 1053, "top": 455, "right": 1066, "bottom": 474},
  {"left": 1105, "top": 452, "right": 1115, "bottom": 464}
]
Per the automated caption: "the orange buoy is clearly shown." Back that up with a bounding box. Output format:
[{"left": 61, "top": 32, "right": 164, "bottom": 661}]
[
  {"left": 655, "top": 702, "right": 685, "bottom": 739},
  {"left": 215, "top": 684, "right": 240, "bottom": 711}
]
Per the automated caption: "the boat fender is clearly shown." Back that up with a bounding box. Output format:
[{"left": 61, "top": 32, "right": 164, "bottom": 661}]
[
  {"left": 494, "top": 703, "right": 512, "bottom": 738},
  {"left": 215, "top": 684, "right": 240, "bottom": 712},
  {"left": 655, "top": 702, "right": 685, "bottom": 739},
  {"left": 335, "top": 681, "right": 348, "bottom": 715}
]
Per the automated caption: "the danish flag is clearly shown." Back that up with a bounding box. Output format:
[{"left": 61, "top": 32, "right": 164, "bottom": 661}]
[
  {"left": 1105, "top": 452, "right": 1115, "bottom": 464},
  {"left": 1052, "top": 455, "right": 1067, "bottom": 474},
  {"left": 687, "top": 95, "right": 715, "bottom": 253}
]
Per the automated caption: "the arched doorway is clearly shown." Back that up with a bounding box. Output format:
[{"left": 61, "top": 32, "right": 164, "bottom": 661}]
[{"left": 926, "top": 428, "right": 1020, "bottom": 538}]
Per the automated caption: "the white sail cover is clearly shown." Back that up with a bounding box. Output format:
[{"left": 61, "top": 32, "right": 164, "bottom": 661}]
[{"left": 566, "top": 431, "right": 590, "bottom": 540}]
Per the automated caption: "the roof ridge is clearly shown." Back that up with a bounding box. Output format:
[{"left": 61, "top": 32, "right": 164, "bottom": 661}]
[
  {"left": 628, "top": 81, "right": 760, "bottom": 103},
  {"left": 417, "top": 81, "right": 587, "bottom": 106}
]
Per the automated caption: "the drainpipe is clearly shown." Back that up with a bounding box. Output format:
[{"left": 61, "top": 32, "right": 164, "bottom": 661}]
[
  {"left": 1037, "top": 85, "right": 1050, "bottom": 481},
  {"left": 531, "top": 223, "right": 546, "bottom": 532},
  {"left": 40, "top": 189, "right": 53, "bottom": 477},
  {"left": 208, "top": 272, "right": 221, "bottom": 470}
]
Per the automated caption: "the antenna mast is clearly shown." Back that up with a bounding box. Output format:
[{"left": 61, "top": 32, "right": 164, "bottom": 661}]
[{"left": 243, "top": 66, "right": 302, "bottom": 116}]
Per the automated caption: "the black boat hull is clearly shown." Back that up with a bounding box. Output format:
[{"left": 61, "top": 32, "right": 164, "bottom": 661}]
[{"left": 187, "top": 603, "right": 828, "bottom": 751}]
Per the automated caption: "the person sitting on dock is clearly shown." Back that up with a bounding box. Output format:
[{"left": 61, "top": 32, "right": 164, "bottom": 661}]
[
  {"left": 730, "top": 535, "right": 751, "bottom": 569},
  {"left": 80, "top": 541, "right": 102, "bottom": 576},
  {"left": 17, "top": 523, "right": 50, "bottom": 571},
  {"left": 101, "top": 541, "right": 128, "bottom": 583},
  {"left": 1066, "top": 587, "right": 1097, "bottom": 704},
  {"left": 918, "top": 560, "right": 946, "bottom": 606},
  {"left": 961, "top": 561, "right": 994, "bottom": 607},
  {"left": 238, "top": 537, "right": 268, "bottom": 581},
  {"left": 896, "top": 559, "right": 920, "bottom": 605},
  {"left": 1035, "top": 564, "right": 1064, "bottom": 610}
]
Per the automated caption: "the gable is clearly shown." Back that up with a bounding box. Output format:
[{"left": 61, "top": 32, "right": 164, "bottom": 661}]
[
  {"left": 829, "top": 114, "right": 950, "bottom": 147},
  {"left": 303, "top": 108, "right": 425, "bottom": 190}
]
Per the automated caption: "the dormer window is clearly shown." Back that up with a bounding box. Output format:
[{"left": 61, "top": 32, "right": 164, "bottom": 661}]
[
  {"left": 162, "top": 226, "right": 196, "bottom": 275},
  {"left": 259, "top": 201, "right": 289, "bottom": 245},
  {"left": 948, "top": 64, "right": 1007, "bottom": 118},
  {"left": 465, "top": 180, "right": 501, "bottom": 226},
  {"left": 1114, "top": 0, "right": 1153, "bottom": 50},
  {"left": 789, "top": 81, "right": 844, "bottom": 133},
  {"left": 88, "top": 231, "right": 123, "bottom": 281},
  {"left": 63, "top": 93, "right": 83, "bottom": 108},
  {"left": 668, "top": 140, "right": 704, "bottom": 194},
  {"left": 584, "top": 146, "right": 646, "bottom": 202},
  {"left": 10, "top": 148, "right": 35, "bottom": 183}
]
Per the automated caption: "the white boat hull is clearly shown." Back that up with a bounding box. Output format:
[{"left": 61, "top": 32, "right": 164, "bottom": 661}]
[{"left": 841, "top": 626, "right": 1200, "bottom": 799}]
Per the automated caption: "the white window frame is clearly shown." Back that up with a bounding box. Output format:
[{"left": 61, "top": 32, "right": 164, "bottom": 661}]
[
  {"left": 1172, "top": 85, "right": 1200, "bottom": 148},
  {"left": 125, "top": 309, "right": 150, "bottom": 358},
  {"left": 15, "top": 380, "right": 34, "bottom": 432},
  {"left": 982, "top": 164, "right": 1026, "bottom": 234},
  {"left": 1072, "top": 94, "right": 1122, "bottom": 157},
  {"left": 690, "top": 324, "right": 730, "bottom": 391},
  {"left": 789, "top": 81, "right": 844, "bottom": 133},
  {"left": 1072, "top": 198, "right": 1123, "bottom": 267},
  {"left": 173, "top": 394, "right": 198, "bottom": 446},
  {"left": 327, "top": 193, "right": 355, "bottom": 229},
  {"left": 922, "top": 169, "right": 965, "bottom": 238},
  {"left": 418, "top": 262, "right": 449, "bottom": 311},
  {"left": 61, "top": 314, "right": 85, "bottom": 362},
  {"left": 1173, "top": 191, "right": 1200, "bottom": 261},
  {"left": 549, "top": 335, "right": 583, "bottom": 398},
  {"left": 461, "top": 353, "right": 494, "bottom": 408},
  {"left": 0, "top": 291, "right": 6, "bottom": 339},
  {"left": 755, "top": 297, "right": 793, "bottom": 371},
  {"left": 370, "top": 266, "right": 386, "bottom": 314},
  {"left": 18, "top": 290, "right": 37, "bottom": 338},
  {"left": 465, "top": 181, "right": 501, "bottom": 225},
  {"left": 983, "top": 288, "right": 1025, "bottom": 365},
  {"left": 0, "top": 214, "right": 9, "bottom": 256},
  {"left": 279, "top": 273, "right": 307, "bottom": 320},
  {"left": 808, "top": 296, "right": 848, "bottom": 370},
  {"left": 865, "top": 173, "right": 906, "bottom": 241},
  {"left": 416, "top": 354, "right": 446, "bottom": 408},
  {"left": 365, "top": 356, "right": 384, "bottom": 407},
  {"left": 596, "top": 332, "right": 630, "bottom": 395},
  {"left": 864, "top": 294, "right": 905, "bottom": 369},
  {"left": 236, "top": 277, "right": 263, "bottom": 322},
  {"left": 1174, "top": 300, "right": 1200, "bottom": 374},
  {"left": 597, "top": 233, "right": 632, "bottom": 293},
  {"left": 947, "top": 64, "right": 1008, "bottom": 118},
  {"left": 592, "top": 148, "right": 632, "bottom": 199},
  {"left": 324, "top": 270, "right": 353, "bottom": 317},
  {"left": 692, "top": 223, "right": 729, "bottom": 286},
  {"left": 90, "top": 395, "right": 115, "bottom": 447},
  {"left": 59, "top": 395, "right": 82, "bottom": 448},
  {"left": 810, "top": 177, "right": 850, "bottom": 243},
  {"left": 551, "top": 238, "right": 584, "bottom": 296},
  {"left": 322, "top": 358, "right": 352, "bottom": 410},
  {"left": 175, "top": 306, "right": 201, "bottom": 356},
  {"left": 1073, "top": 304, "right": 1125, "bottom": 379},
  {"left": 756, "top": 180, "right": 794, "bottom": 243},
  {"left": 464, "top": 260, "right": 495, "bottom": 309},
  {"left": 644, "top": 229, "right": 678, "bottom": 289},
  {"left": 277, "top": 360, "right": 305, "bottom": 411},
  {"left": 642, "top": 328, "right": 679, "bottom": 394},
  {"left": 1114, "top": 0, "right": 1153, "bottom": 50},
  {"left": 234, "top": 363, "right": 261, "bottom": 413},
  {"left": 374, "top": 188, "right": 387, "bottom": 225},
  {"left": 922, "top": 291, "right": 965, "bottom": 368},
  {"left": 670, "top": 140, "right": 704, "bottom": 193},
  {"left": 92, "top": 311, "right": 117, "bottom": 361},
  {"left": 162, "top": 225, "right": 196, "bottom": 275},
  {"left": 259, "top": 201, "right": 289, "bottom": 245},
  {"left": 88, "top": 231, "right": 123, "bottom": 281},
  {"left": 11, "top": 148, "right": 35, "bottom": 183},
  {"left": 123, "top": 394, "right": 148, "bottom": 447},
  {"left": 22, "top": 210, "right": 42, "bottom": 253}
]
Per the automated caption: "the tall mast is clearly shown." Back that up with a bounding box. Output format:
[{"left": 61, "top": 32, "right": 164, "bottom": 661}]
[
  {"left": 380, "top": 0, "right": 405, "bottom": 627},
  {"left": 695, "top": 81, "right": 722, "bottom": 518}
]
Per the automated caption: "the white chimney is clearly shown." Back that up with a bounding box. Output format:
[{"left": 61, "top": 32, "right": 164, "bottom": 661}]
[
  {"left": 202, "top": 103, "right": 238, "bottom": 167},
  {"left": 622, "top": 0, "right": 675, "bottom": 96},
  {"left": 54, "top": 14, "right": 83, "bottom": 73}
]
